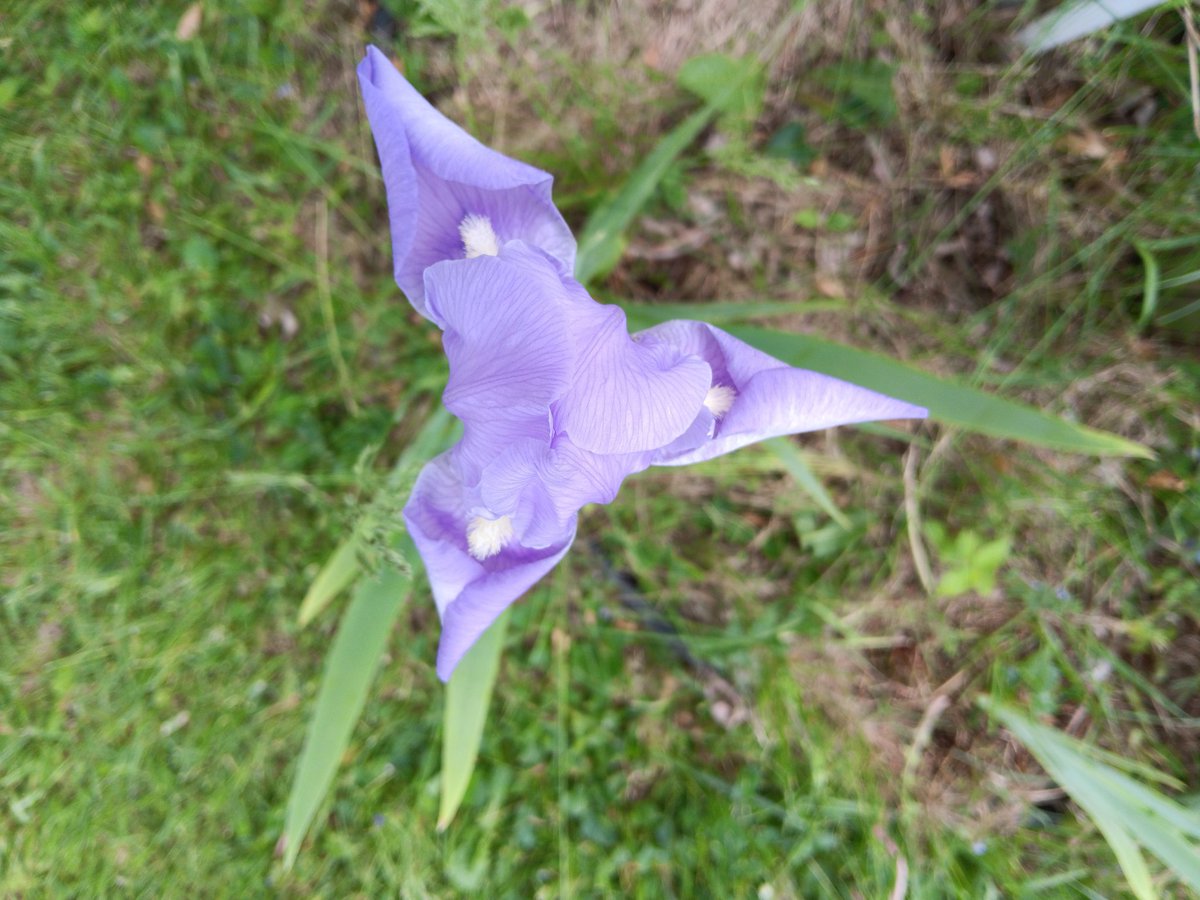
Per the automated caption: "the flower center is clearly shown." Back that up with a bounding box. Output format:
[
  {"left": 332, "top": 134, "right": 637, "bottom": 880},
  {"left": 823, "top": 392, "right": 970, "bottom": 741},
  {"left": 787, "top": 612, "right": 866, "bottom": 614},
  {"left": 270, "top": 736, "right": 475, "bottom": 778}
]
[
  {"left": 703, "top": 384, "right": 737, "bottom": 418},
  {"left": 459, "top": 213, "right": 499, "bottom": 258},
  {"left": 466, "top": 514, "right": 514, "bottom": 560}
]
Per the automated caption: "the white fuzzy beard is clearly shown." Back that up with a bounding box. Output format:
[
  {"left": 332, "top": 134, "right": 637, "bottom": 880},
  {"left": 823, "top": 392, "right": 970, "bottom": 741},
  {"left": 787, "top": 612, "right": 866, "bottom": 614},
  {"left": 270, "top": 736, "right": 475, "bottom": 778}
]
[
  {"left": 703, "top": 384, "right": 737, "bottom": 418},
  {"left": 459, "top": 213, "right": 500, "bottom": 258},
  {"left": 466, "top": 514, "right": 514, "bottom": 560}
]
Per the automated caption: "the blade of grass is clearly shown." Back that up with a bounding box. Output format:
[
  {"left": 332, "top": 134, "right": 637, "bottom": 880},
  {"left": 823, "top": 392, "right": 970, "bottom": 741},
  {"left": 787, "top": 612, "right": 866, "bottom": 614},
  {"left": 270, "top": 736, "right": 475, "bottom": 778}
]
[
  {"left": 1084, "top": 764, "right": 1200, "bottom": 888},
  {"left": 982, "top": 700, "right": 1155, "bottom": 898},
  {"left": 437, "top": 610, "right": 509, "bottom": 831},
  {"left": 1086, "top": 808, "right": 1158, "bottom": 900},
  {"left": 711, "top": 323, "right": 1152, "bottom": 458},
  {"left": 1158, "top": 269, "right": 1200, "bottom": 289},
  {"left": 1133, "top": 241, "right": 1160, "bottom": 331},
  {"left": 764, "top": 437, "right": 850, "bottom": 528},
  {"left": 298, "top": 538, "right": 360, "bottom": 628},
  {"left": 1017, "top": 0, "right": 1164, "bottom": 53},
  {"left": 1157, "top": 296, "right": 1200, "bottom": 326},
  {"left": 282, "top": 544, "right": 415, "bottom": 869},
  {"left": 1076, "top": 757, "right": 1200, "bottom": 843},
  {"left": 573, "top": 105, "right": 715, "bottom": 285}
]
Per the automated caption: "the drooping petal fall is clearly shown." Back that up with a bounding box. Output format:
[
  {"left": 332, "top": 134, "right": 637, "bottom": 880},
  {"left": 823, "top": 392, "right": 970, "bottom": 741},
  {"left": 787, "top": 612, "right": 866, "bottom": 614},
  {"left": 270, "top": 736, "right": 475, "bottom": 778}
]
[
  {"left": 402, "top": 449, "right": 578, "bottom": 681},
  {"left": 639, "top": 320, "right": 928, "bottom": 466}
]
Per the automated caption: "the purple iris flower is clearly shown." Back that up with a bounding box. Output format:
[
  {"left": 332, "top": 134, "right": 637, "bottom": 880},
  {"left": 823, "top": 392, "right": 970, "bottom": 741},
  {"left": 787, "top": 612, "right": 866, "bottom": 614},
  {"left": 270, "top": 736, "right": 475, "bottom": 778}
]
[
  {"left": 402, "top": 242, "right": 925, "bottom": 679},
  {"left": 358, "top": 48, "right": 928, "bottom": 680},
  {"left": 357, "top": 46, "right": 576, "bottom": 322}
]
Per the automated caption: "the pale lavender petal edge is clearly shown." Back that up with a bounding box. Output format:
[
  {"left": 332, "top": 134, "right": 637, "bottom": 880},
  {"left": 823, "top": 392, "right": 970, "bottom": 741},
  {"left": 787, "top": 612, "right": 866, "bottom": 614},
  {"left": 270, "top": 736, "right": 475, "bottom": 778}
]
[{"left": 554, "top": 304, "right": 713, "bottom": 455}]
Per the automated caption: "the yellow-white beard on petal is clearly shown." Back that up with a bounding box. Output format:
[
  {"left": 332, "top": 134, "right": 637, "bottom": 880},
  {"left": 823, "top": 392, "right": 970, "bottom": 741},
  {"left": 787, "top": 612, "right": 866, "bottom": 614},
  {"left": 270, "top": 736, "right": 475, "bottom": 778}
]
[
  {"left": 703, "top": 384, "right": 737, "bottom": 418},
  {"left": 459, "top": 213, "right": 500, "bottom": 258},
  {"left": 467, "top": 514, "right": 514, "bottom": 560}
]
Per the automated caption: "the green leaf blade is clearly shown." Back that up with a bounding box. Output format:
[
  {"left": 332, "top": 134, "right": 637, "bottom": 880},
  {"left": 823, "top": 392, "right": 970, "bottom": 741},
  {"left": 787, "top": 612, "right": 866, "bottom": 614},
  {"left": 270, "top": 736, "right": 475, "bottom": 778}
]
[
  {"left": 981, "top": 698, "right": 1200, "bottom": 898},
  {"left": 297, "top": 537, "right": 360, "bottom": 627},
  {"left": 720, "top": 324, "right": 1153, "bottom": 458},
  {"left": 297, "top": 407, "right": 456, "bottom": 628},
  {"left": 574, "top": 106, "right": 714, "bottom": 285},
  {"left": 625, "top": 298, "right": 848, "bottom": 327},
  {"left": 1017, "top": 0, "right": 1164, "bottom": 54},
  {"left": 438, "top": 610, "right": 509, "bottom": 831},
  {"left": 1133, "top": 241, "right": 1160, "bottom": 331},
  {"left": 282, "top": 553, "right": 414, "bottom": 869},
  {"left": 574, "top": 53, "right": 762, "bottom": 285}
]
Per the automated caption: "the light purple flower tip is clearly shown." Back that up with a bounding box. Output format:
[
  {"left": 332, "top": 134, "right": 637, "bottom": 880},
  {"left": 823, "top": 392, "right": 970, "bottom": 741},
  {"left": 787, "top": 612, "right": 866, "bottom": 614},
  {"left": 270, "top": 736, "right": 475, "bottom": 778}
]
[{"left": 356, "top": 46, "right": 576, "bottom": 321}]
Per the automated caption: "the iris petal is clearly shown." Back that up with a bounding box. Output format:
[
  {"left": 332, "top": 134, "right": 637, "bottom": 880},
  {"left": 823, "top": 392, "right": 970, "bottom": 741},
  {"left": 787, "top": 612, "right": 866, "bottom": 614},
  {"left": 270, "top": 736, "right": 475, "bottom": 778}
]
[
  {"left": 402, "top": 450, "right": 483, "bottom": 617},
  {"left": 435, "top": 528, "right": 575, "bottom": 681},
  {"left": 357, "top": 46, "right": 575, "bottom": 318},
  {"left": 476, "top": 437, "right": 648, "bottom": 549},
  {"left": 640, "top": 321, "right": 928, "bottom": 466},
  {"left": 554, "top": 302, "right": 712, "bottom": 454},
  {"left": 425, "top": 251, "right": 574, "bottom": 422},
  {"left": 458, "top": 413, "right": 552, "bottom": 475},
  {"left": 403, "top": 450, "right": 579, "bottom": 681}
]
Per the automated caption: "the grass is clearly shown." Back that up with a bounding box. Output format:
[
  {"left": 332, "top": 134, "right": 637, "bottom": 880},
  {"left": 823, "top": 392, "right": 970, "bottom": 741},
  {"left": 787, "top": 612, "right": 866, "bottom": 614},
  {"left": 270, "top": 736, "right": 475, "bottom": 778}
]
[{"left": 3, "top": 0, "right": 1198, "bottom": 896}]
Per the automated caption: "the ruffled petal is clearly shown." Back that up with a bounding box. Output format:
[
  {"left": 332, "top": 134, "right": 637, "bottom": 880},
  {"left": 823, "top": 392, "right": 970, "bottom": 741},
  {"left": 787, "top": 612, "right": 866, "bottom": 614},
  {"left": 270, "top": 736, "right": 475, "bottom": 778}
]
[
  {"left": 656, "top": 406, "right": 717, "bottom": 459},
  {"left": 402, "top": 450, "right": 482, "bottom": 617},
  {"left": 403, "top": 449, "right": 577, "bottom": 681},
  {"left": 640, "top": 321, "right": 928, "bottom": 465},
  {"left": 432, "top": 436, "right": 648, "bottom": 678},
  {"left": 475, "top": 438, "right": 564, "bottom": 547},
  {"left": 425, "top": 249, "right": 574, "bottom": 424},
  {"left": 475, "top": 436, "right": 649, "bottom": 548},
  {"left": 458, "top": 412, "right": 552, "bottom": 475},
  {"left": 545, "top": 437, "right": 650, "bottom": 512},
  {"left": 637, "top": 318, "right": 773, "bottom": 386},
  {"left": 357, "top": 46, "right": 575, "bottom": 317},
  {"left": 553, "top": 302, "right": 712, "bottom": 454}
]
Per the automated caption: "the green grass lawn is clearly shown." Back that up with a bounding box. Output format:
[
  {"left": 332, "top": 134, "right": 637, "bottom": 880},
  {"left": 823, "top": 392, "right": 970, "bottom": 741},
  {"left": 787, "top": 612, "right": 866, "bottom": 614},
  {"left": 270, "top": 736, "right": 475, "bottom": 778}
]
[{"left": 3, "top": 1, "right": 1198, "bottom": 896}]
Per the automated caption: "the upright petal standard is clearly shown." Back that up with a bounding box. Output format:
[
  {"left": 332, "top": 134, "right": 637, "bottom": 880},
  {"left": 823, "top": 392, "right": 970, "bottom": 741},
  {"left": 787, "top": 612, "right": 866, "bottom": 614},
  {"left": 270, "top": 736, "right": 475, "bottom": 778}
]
[{"left": 359, "top": 48, "right": 929, "bottom": 679}]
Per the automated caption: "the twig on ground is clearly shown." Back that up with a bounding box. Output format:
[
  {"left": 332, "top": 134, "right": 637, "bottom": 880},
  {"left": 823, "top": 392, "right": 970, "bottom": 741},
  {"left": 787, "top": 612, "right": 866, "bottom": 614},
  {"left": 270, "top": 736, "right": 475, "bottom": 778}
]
[
  {"left": 903, "top": 446, "right": 935, "bottom": 595},
  {"left": 873, "top": 824, "right": 910, "bottom": 900},
  {"left": 901, "top": 692, "right": 952, "bottom": 800},
  {"left": 1183, "top": 2, "right": 1200, "bottom": 140}
]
